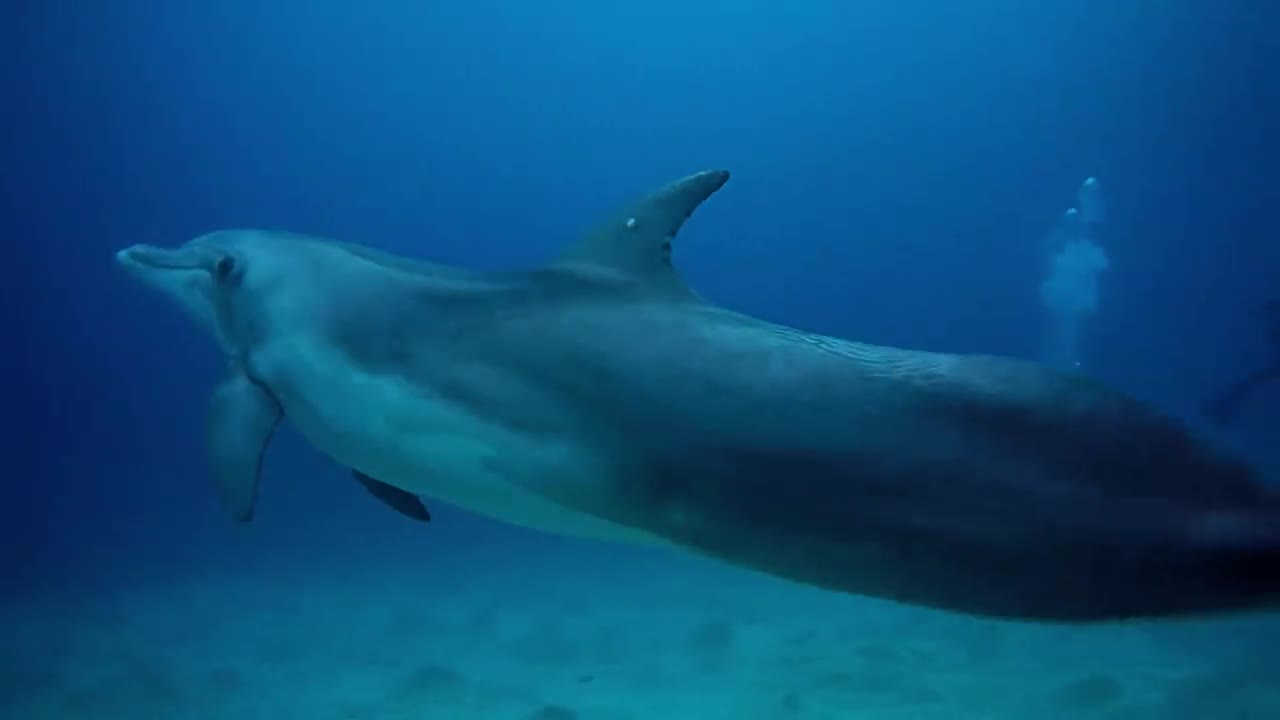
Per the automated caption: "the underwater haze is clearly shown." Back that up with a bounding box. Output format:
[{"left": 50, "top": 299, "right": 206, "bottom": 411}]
[{"left": 7, "top": 1, "right": 1280, "bottom": 718}]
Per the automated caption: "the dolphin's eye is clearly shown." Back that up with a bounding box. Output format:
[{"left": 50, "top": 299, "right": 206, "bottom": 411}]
[{"left": 214, "top": 256, "right": 236, "bottom": 281}]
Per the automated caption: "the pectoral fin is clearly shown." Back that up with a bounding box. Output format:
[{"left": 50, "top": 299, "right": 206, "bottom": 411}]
[
  {"left": 353, "top": 470, "right": 432, "bottom": 522},
  {"left": 206, "top": 370, "right": 282, "bottom": 522}
]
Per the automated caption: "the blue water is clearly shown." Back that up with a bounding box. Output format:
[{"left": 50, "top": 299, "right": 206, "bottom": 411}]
[{"left": 8, "top": 2, "right": 1280, "bottom": 718}]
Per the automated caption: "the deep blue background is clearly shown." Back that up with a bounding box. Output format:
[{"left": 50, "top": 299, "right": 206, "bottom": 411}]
[{"left": 7, "top": 1, "right": 1278, "bottom": 588}]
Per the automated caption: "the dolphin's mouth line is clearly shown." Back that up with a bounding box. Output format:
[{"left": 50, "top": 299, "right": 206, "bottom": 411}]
[
  {"left": 116, "top": 244, "right": 219, "bottom": 274},
  {"left": 118, "top": 246, "right": 184, "bottom": 270}
]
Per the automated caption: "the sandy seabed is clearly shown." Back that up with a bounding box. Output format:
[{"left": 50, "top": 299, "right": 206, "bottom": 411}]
[{"left": 3, "top": 537, "right": 1278, "bottom": 720}]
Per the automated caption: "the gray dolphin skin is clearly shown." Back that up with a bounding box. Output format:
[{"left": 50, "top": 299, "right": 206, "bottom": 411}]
[{"left": 116, "top": 170, "right": 1280, "bottom": 622}]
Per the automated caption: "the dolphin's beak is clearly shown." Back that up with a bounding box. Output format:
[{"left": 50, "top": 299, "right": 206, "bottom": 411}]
[
  {"left": 116, "top": 243, "right": 185, "bottom": 291},
  {"left": 114, "top": 244, "right": 145, "bottom": 271},
  {"left": 115, "top": 244, "right": 169, "bottom": 287},
  {"left": 116, "top": 244, "right": 219, "bottom": 273},
  {"left": 114, "top": 243, "right": 227, "bottom": 296},
  {"left": 114, "top": 244, "right": 225, "bottom": 344}
]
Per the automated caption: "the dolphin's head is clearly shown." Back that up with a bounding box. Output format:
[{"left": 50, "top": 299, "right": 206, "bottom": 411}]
[{"left": 115, "top": 229, "right": 290, "bottom": 355}]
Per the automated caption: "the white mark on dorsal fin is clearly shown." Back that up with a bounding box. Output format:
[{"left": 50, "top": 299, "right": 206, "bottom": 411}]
[{"left": 554, "top": 169, "right": 729, "bottom": 292}]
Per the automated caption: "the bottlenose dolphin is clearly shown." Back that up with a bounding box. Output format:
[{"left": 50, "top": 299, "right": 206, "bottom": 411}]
[{"left": 116, "top": 170, "right": 1280, "bottom": 622}]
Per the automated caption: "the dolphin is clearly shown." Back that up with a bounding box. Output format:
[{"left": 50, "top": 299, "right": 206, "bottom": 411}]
[{"left": 116, "top": 169, "right": 1280, "bottom": 622}]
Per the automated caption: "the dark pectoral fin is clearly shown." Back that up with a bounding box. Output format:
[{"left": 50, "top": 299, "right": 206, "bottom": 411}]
[
  {"left": 206, "top": 370, "right": 282, "bottom": 522},
  {"left": 353, "top": 470, "right": 432, "bottom": 522}
]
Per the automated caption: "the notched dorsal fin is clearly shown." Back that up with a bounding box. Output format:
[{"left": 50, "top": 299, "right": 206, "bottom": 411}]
[{"left": 557, "top": 169, "right": 729, "bottom": 290}]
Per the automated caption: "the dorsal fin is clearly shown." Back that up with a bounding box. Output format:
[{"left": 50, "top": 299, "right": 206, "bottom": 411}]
[{"left": 556, "top": 169, "right": 729, "bottom": 291}]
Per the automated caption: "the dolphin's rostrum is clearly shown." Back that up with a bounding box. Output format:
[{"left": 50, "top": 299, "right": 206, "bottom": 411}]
[{"left": 117, "top": 169, "right": 1280, "bottom": 622}]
